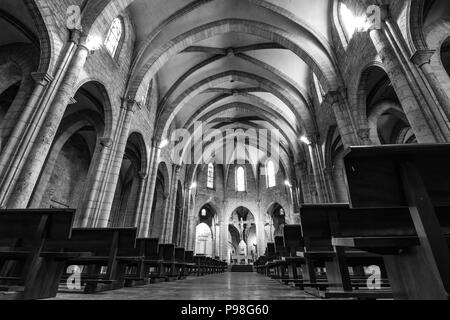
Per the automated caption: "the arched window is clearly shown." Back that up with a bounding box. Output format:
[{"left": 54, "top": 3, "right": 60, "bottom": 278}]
[
  {"left": 266, "top": 160, "right": 276, "bottom": 188},
  {"left": 207, "top": 163, "right": 215, "bottom": 189},
  {"left": 236, "top": 166, "right": 246, "bottom": 192},
  {"left": 104, "top": 17, "right": 123, "bottom": 57},
  {"left": 339, "top": 2, "right": 364, "bottom": 42}
]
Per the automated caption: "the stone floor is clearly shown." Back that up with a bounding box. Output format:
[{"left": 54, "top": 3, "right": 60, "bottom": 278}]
[{"left": 52, "top": 273, "right": 317, "bottom": 300}]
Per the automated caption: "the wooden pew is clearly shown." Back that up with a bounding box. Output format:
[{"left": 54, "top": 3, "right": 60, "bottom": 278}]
[
  {"left": 340, "top": 144, "right": 450, "bottom": 300},
  {"left": 119, "top": 238, "right": 163, "bottom": 286},
  {"left": 184, "top": 251, "right": 196, "bottom": 275},
  {"left": 300, "top": 204, "right": 392, "bottom": 299},
  {"left": 0, "top": 209, "right": 80, "bottom": 300},
  {"left": 158, "top": 244, "right": 178, "bottom": 281},
  {"left": 263, "top": 243, "right": 276, "bottom": 277},
  {"left": 175, "top": 248, "right": 187, "bottom": 279},
  {"left": 54, "top": 228, "right": 137, "bottom": 293},
  {"left": 268, "top": 237, "right": 286, "bottom": 280},
  {"left": 280, "top": 225, "right": 306, "bottom": 285}
]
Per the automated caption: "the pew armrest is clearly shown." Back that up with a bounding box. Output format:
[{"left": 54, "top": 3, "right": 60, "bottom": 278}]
[{"left": 332, "top": 236, "right": 420, "bottom": 249}]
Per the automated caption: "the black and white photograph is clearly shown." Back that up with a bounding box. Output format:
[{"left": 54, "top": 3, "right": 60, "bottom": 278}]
[{"left": 0, "top": 0, "right": 449, "bottom": 308}]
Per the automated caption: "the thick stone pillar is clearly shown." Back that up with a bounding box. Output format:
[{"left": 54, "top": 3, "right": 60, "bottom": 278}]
[
  {"left": 306, "top": 137, "right": 327, "bottom": 203},
  {"left": 294, "top": 160, "right": 311, "bottom": 203},
  {"left": 0, "top": 72, "right": 53, "bottom": 198},
  {"left": 256, "top": 218, "right": 266, "bottom": 259},
  {"left": 91, "top": 98, "right": 139, "bottom": 227},
  {"left": 162, "top": 165, "right": 181, "bottom": 243},
  {"left": 132, "top": 171, "right": 148, "bottom": 227},
  {"left": 138, "top": 138, "right": 161, "bottom": 237},
  {"left": 411, "top": 49, "right": 450, "bottom": 124},
  {"left": 323, "top": 167, "right": 337, "bottom": 203},
  {"left": 78, "top": 137, "right": 113, "bottom": 227},
  {"left": 177, "top": 182, "right": 189, "bottom": 247},
  {"left": 219, "top": 217, "right": 228, "bottom": 261},
  {"left": 7, "top": 32, "right": 89, "bottom": 208},
  {"left": 325, "top": 90, "right": 361, "bottom": 147},
  {"left": 368, "top": 14, "right": 444, "bottom": 143}
]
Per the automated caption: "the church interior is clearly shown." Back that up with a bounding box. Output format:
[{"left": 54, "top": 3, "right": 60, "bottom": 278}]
[{"left": 1, "top": 0, "right": 450, "bottom": 301}]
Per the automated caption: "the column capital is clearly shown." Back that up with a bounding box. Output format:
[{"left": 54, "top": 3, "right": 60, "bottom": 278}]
[
  {"left": 305, "top": 133, "right": 320, "bottom": 145},
  {"left": 357, "top": 128, "right": 371, "bottom": 144},
  {"left": 31, "top": 72, "right": 53, "bottom": 86},
  {"left": 411, "top": 49, "right": 436, "bottom": 67},
  {"left": 138, "top": 171, "right": 148, "bottom": 180},
  {"left": 324, "top": 88, "right": 347, "bottom": 104},
  {"left": 100, "top": 137, "right": 113, "bottom": 148},
  {"left": 121, "top": 97, "right": 141, "bottom": 113},
  {"left": 69, "top": 28, "right": 83, "bottom": 45},
  {"left": 152, "top": 137, "right": 162, "bottom": 149},
  {"left": 365, "top": 4, "right": 389, "bottom": 30},
  {"left": 295, "top": 160, "right": 308, "bottom": 171}
]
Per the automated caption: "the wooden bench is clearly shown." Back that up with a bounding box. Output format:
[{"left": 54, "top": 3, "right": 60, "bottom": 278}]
[
  {"left": 340, "top": 144, "right": 450, "bottom": 300},
  {"left": 269, "top": 237, "right": 289, "bottom": 280},
  {"left": 184, "top": 251, "right": 196, "bottom": 275},
  {"left": 175, "top": 247, "right": 187, "bottom": 279},
  {"left": 158, "top": 244, "right": 178, "bottom": 281},
  {"left": 0, "top": 209, "right": 81, "bottom": 300},
  {"left": 300, "top": 204, "right": 391, "bottom": 299},
  {"left": 51, "top": 228, "right": 138, "bottom": 293},
  {"left": 283, "top": 225, "right": 305, "bottom": 284},
  {"left": 118, "top": 238, "right": 164, "bottom": 286}
]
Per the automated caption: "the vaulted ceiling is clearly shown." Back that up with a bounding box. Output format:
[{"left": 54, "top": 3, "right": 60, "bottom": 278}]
[{"left": 123, "top": 0, "right": 337, "bottom": 168}]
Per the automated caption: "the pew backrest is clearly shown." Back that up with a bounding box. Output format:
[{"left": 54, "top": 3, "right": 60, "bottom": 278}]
[
  {"left": 175, "top": 247, "right": 185, "bottom": 261},
  {"left": 343, "top": 144, "right": 450, "bottom": 208},
  {"left": 283, "top": 225, "right": 304, "bottom": 255},
  {"left": 136, "top": 238, "right": 159, "bottom": 259},
  {"left": 159, "top": 244, "right": 175, "bottom": 261},
  {"left": 0, "top": 209, "right": 75, "bottom": 246}
]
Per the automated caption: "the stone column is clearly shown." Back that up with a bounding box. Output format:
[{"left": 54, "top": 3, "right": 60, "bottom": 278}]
[
  {"left": 92, "top": 98, "right": 140, "bottom": 227},
  {"left": 78, "top": 137, "right": 112, "bottom": 227},
  {"left": 219, "top": 217, "right": 228, "bottom": 261},
  {"left": 178, "top": 182, "right": 189, "bottom": 247},
  {"left": 325, "top": 90, "right": 361, "bottom": 147},
  {"left": 323, "top": 167, "right": 337, "bottom": 203},
  {"left": 306, "top": 136, "right": 327, "bottom": 203},
  {"left": 138, "top": 138, "right": 161, "bottom": 237},
  {"left": 368, "top": 15, "right": 442, "bottom": 143},
  {"left": 295, "top": 160, "right": 311, "bottom": 203},
  {"left": 214, "top": 223, "right": 220, "bottom": 257},
  {"left": 411, "top": 49, "right": 450, "bottom": 124},
  {"left": 161, "top": 165, "right": 181, "bottom": 243},
  {"left": 256, "top": 218, "right": 266, "bottom": 259},
  {"left": 132, "top": 171, "right": 148, "bottom": 227},
  {"left": 7, "top": 31, "right": 89, "bottom": 208},
  {"left": 0, "top": 72, "right": 53, "bottom": 203}
]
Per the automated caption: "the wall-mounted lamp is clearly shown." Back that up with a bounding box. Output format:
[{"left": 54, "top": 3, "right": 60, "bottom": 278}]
[
  {"left": 85, "top": 35, "right": 103, "bottom": 52},
  {"left": 159, "top": 139, "right": 169, "bottom": 149},
  {"left": 300, "top": 136, "right": 311, "bottom": 145}
]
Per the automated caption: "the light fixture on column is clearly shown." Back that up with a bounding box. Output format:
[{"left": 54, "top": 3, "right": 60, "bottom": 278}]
[
  {"left": 300, "top": 136, "right": 311, "bottom": 145},
  {"left": 284, "top": 180, "right": 292, "bottom": 188},
  {"left": 159, "top": 139, "right": 169, "bottom": 149},
  {"left": 190, "top": 182, "right": 197, "bottom": 190},
  {"left": 85, "top": 34, "right": 103, "bottom": 52}
]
